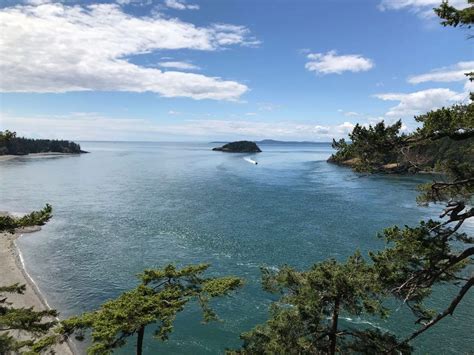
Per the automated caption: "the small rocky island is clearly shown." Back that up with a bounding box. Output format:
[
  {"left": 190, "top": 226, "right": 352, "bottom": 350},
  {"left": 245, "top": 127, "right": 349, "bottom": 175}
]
[{"left": 212, "top": 141, "right": 262, "bottom": 153}]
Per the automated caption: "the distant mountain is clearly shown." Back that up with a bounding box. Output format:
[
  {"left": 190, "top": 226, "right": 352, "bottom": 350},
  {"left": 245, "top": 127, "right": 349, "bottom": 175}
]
[
  {"left": 256, "top": 139, "right": 329, "bottom": 145},
  {"left": 210, "top": 139, "right": 330, "bottom": 145}
]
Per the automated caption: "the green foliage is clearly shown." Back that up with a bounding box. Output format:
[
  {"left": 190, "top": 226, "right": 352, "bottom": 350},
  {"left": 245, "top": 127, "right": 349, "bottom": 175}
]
[
  {"left": 330, "top": 138, "right": 354, "bottom": 162},
  {"left": 414, "top": 104, "right": 474, "bottom": 141},
  {"left": 434, "top": 0, "right": 474, "bottom": 28},
  {"left": 371, "top": 221, "right": 470, "bottom": 319},
  {"left": 231, "top": 253, "right": 411, "bottom": 354},
  {"left": 329, "top": 103, "right": 474, "bottom": 174},
  {"left": 61, "top": 264, "right": 243, "bottom": 355},
  {"left": 0, "top": 283, "right": 59, "bottom": 354},
  {"left": 0, "top": 204, "right": 53, "bottom": 233},
  {"left": 330, "top": 120, "right": 404, "bottom": 172},
  {"left": 0, "top": 130, "right": 83, "bottom": 155}
]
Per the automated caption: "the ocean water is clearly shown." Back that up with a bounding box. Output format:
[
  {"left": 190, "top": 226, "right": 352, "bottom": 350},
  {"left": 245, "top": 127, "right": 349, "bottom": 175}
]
[{"left": 0, "top": 141, "right": 472, "bottom": 354}]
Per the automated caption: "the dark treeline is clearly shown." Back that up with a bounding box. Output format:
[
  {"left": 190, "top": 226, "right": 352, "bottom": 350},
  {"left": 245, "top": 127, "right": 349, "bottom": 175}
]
[{"left": 0, "top": 130, "right": 85, "bottom": 155}]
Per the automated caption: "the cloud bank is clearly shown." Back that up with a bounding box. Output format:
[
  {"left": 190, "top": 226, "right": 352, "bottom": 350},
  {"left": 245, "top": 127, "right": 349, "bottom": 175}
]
[
  {"left": 0, "top": 112, "right": 355, "bottom": 142},
  {"left": 0, "top": 3, "right": 258, "bottom": 100},
  {"left": 375, "top": 88, "right": 465, "bottom": 117}
]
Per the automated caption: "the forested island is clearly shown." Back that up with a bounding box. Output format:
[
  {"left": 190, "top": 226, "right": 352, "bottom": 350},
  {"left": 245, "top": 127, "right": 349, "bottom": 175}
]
[
  {"left": 0, "top": 130, "right": 87, "bottom": 155},
  {"left": 212, "top": 140, "right": 262, "bottom": 153}
]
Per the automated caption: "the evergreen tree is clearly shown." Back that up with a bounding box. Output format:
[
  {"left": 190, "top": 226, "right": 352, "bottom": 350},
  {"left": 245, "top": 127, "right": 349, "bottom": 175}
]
[
  {"left": 61, "top": 264, "right": 243, "bottom": 355},
  {"left": 0, "top": 284, "right": 60, "bottom": 354},
  {"left": 230, "top": 253, "right": 411, "bottom": 355},
  {"left": 0, "top": 204, "right": 53, "bottom": 234},
  {"left": 0, "top": 130, "right": 84, "bottom": 155}
]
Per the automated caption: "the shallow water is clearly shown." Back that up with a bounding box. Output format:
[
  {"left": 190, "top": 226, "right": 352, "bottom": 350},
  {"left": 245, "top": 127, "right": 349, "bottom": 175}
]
[{"left": 1, "top": 142, "right": 472, "bottom": 354}]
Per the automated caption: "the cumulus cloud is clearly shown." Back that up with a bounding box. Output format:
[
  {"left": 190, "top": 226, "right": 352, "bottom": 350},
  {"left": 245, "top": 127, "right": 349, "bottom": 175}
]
[
  {"left": 0, "top": 3, "right": 258, "bottom": 100},
  {"left": 408, "top": 61, "right": 474, "bottom": 84},
  {"left": 158, "top": 61, "right": 200, "bottom": 70},
  {"left": 305, "top": 51, "right": 374, "bottom": 75},
  {"left": 374, "top": 88, "right": 465, "bottom": 117},
  {"left": 0, "top": 112, "right": 355, "bottom": 141},
  {"left": 164, "top": 0, "right": 199, "bottom": 10}
]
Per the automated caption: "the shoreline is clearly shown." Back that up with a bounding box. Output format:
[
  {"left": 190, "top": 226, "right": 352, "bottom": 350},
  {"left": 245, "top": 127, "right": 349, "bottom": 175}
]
[
  {"left": 0, "top": 227, "right": 75, "bottom": 354},
  {"left": 0, "top": 152, "right": 85, "bottom": 162}
]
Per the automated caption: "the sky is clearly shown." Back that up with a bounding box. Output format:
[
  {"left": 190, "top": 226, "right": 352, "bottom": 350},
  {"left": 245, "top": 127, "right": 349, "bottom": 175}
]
[{"left": 0, "top": 0, "right": 472, "bottom": 141}]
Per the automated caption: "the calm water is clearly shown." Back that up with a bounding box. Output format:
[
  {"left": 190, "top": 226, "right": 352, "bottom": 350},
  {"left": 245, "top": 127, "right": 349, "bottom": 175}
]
[{"left": 1, "top": 142, "right": 472, "bottom": 354}]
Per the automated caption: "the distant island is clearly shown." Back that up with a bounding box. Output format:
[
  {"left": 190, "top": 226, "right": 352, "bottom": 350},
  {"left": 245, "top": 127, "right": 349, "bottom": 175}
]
[
  {"left": 0, "top": 130, "right": 88, "bottom": 156},
  {"left": 212, "top": 140, "right": 262, "bottom": 153}
]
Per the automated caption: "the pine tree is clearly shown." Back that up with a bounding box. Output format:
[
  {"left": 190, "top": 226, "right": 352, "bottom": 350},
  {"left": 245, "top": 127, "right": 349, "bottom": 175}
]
[
  {"left": 230, "top": 253, "right": 411, "bottom": 354},
  {"left": 61, "top": 264, "right": 243, "bottom": 355}
]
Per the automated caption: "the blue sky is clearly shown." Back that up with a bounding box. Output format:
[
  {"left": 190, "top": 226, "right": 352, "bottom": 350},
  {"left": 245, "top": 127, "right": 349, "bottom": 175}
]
[{"left": 0, "top": 0, "right": 472, "bottom": 141}]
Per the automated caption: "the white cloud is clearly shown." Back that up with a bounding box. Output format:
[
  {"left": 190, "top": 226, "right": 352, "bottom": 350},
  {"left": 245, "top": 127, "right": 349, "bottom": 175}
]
[
  {"left": 408, "top": 61, "right": 474, "bottom": 84},
  {"left": 164, "top": 0, "right": 199, "bottom": 10},
  {"left": 0, "top": 112, "right": 355, "bottom": 141},
  {"left": 378, "top": 0, "right": 469, "bottom": 11},
  {"left": 158, "top": 61, "right": 200, "bottom": 70},
  {"left": 305, "top": 50, "right": 374, "bottom": 75},
  {"left": 0, "top": 3, "right": 258, "bottom": 100},
  {"left": 24, "top": 0, "right": 54, "bottom": 4},
  {"left": 116, "top": 0, "right": 152, "bottom": 5},
  {"left": 378, "top": 0, "right": 470, "bottom": 18},
  {"left": 374, "top": 88, "right": 465, "bottom": 117},
  {"left": 338, "top": 109, "right": 361, "bottom": 117},
  {"left": 344, "top": 111, "right": 360, "bottom": 117}
]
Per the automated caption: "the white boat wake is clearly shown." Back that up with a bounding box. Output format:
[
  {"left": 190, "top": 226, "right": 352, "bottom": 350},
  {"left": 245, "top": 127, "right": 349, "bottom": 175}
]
[{"left": 244, "top": 157, "right": 258, "bottom": 165}]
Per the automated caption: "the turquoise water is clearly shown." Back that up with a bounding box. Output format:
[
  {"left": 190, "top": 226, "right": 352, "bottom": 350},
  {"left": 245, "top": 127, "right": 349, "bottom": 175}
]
[{"left": 0, "top": 142, "right": 472, "bottom": 354}]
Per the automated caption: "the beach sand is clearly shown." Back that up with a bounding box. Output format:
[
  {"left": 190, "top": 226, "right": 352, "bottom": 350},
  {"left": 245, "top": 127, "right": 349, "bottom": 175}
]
[
  {"left": 0, "top": 228, "right": 75, "bottom": 354},
  {"left": 0, "top": 152, "right": 80, "bottom": 162}
]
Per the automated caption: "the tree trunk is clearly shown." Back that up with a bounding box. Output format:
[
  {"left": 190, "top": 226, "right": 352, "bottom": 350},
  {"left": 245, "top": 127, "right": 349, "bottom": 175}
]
[
  {"left": 329, "top": 297, "right": 340, "bottom": 355},
  {"left": 137, "top": 326, "right": 145, "bottom": 355}
]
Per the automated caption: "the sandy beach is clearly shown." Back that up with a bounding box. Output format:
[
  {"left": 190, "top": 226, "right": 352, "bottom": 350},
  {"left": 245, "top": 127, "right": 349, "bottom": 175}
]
[
  {"left": 0, "top": 228, "right": 74, "bottom": 354},
  {"left": 0, "top": 152, "right": 81, "bottom": 162}
]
